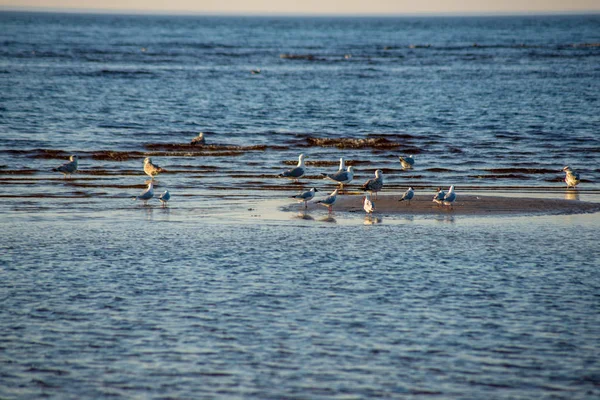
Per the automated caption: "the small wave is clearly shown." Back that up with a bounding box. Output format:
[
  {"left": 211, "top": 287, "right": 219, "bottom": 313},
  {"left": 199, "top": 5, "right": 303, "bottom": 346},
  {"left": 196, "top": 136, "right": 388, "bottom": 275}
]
[
  {"left": 280, "top": 53, "right": 321, "bottom": 61},
  {"left": 470, "top": 174, "right": 531, "bottom": 180},
  {"left": 305, "top": 137, "right": 421, "bottom": 152},
  {"left": 485, "top": 168, "right": 555, "bottom": 174},
  {"left": 143, "top": 143, "right": 270, "bottom": 152}
]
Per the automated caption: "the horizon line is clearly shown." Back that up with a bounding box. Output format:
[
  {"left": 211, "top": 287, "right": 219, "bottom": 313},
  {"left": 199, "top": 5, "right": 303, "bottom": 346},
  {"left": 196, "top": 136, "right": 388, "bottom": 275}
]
[{"left": 2, "top": 6, "right": 600, "bottom": 18}]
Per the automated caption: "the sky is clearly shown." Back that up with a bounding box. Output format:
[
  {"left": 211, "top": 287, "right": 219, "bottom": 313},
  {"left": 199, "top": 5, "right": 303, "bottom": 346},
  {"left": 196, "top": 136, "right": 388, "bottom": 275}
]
[{"left": 1, "top": 0, "right": 599, "bottom": 15}]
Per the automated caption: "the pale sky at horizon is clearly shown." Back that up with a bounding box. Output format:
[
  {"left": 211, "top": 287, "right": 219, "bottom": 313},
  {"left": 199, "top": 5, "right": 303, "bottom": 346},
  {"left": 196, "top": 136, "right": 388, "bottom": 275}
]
[{"left": 2, "top": 0, "right": 600, "bottom": 15}]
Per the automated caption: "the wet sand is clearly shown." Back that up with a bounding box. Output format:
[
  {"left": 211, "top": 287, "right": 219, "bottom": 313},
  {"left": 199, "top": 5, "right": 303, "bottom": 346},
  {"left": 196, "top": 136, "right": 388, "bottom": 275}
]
[{"left": 284, "top": 194, "right": 600, "bottom": 216}]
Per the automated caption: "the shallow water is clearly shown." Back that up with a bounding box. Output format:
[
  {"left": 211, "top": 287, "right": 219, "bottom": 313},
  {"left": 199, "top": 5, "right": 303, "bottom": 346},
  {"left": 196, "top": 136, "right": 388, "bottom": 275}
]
[
  {"left": 1, "top": 12, "right": 600, "bottom": 399},
  {"left": 2, "top": 211, "right": 600, "bottom": 399}
]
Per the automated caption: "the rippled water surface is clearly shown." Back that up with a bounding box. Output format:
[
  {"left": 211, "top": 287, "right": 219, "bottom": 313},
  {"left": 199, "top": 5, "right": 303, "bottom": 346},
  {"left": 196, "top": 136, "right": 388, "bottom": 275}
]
[{"left": 1, "top": 11, "right": 599, "bottom": 399}]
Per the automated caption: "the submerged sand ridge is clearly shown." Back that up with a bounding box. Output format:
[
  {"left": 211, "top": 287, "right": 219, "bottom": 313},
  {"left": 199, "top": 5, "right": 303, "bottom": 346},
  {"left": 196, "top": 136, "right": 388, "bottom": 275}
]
[{"left": 284, "top": 194, "right": 600, "bottom": 216}]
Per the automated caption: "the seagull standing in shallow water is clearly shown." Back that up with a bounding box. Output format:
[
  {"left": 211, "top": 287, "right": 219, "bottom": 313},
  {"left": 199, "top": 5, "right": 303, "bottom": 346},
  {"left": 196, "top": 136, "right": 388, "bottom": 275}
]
[
  {"left": 399, "top": 155, "right": 415, "bottom": 170},
  {"left": 134, "top": 182, "right": 154, "bottom": 205},
  {"left": 278, "top": 154, "right": 306, "bottom": 183},
  {"left": 159, "top": 190, "right": 170, "bottom": 207},
  {"left": 190, "top": 132, "right": 205, "bottom": 145},
  {"left": 363, "top": 193, "right": 375, "bottom": 214},
  {"left": 291, "top": 187, "right": 318, "bottom": 209},
  {"left": 143, "top": 157, "right": 164, "bottom": 180},
  {"left": 361, "top": 169, "right": 383, "bottom": 199},
  {"left": 316, "top": 188, "right": 338, "bottom": 214},
  {"left": 443, "top": 186, "right": 456, "bottom": 208},
  {"left": 398, "top": 187, "right": 414, "bottom": 204},
  {"left": 322, "top": 166, "right": 354, "bottom": 191},
  {"left": 433, "top": 187, "right": 446, "bottom": 206},
  {"left": 562, "top": 166, "right": 580, "bottom": 188},
  {"left": 56, "top": 155, "right": 78, "bottom": 178}
]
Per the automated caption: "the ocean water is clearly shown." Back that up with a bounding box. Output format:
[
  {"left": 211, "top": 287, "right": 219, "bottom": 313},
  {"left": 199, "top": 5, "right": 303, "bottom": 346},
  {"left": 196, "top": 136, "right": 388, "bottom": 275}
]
[{"left": 1, "top": 11, "right": 600, "bottom": 399}]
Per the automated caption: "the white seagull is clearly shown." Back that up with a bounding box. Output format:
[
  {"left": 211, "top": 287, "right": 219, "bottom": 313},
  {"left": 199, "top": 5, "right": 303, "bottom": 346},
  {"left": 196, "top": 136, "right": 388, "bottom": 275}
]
[
  {"left": 398, "top": 187, "right": 415, "bottom": 204},
  {"left": 399, "top": 155, "right": 415, "bottom": 170},
  {"left": 562, "top": 166, "right": 580, "bottom": 188},
  {"left": 363, "top": 193, "right": 375, "bottom": 214},
  {"left": 361, "top": 169, "right": 383, "bottom": 199},
  {"left": 291, "top": 187, "right": 319, "bottom": 209},
  {"left": 133, "top": 182, "right": 154, "bottom": 205},
  {"left": 159, "top": 190, "right": 170, "bottom": 207},
  {"left": 316, "top": 188, "right": 339, "bottom": 214},
  {"left": 443, "top": 185, "right": 456, "bottom": 208},
  {"left": 278, "top": 154, "right": 306, "bottom": 183},
  {"left": 337, "top": 157, "right": 345, "bottom": 171},
  {"left": 143, "top": 157, "right": 165, "bottom": 180},
  {"left": 322, "top": 166, "right": 354, "bottom": 191},
  {"left": 56, "top": 155, "right": 78, "bottom": 178},
  {"left": 190, "top": 132, "right": 205, "bottom": 145},
  {"left": 433, "top": 187, "right": 446, "bottom": 206}
]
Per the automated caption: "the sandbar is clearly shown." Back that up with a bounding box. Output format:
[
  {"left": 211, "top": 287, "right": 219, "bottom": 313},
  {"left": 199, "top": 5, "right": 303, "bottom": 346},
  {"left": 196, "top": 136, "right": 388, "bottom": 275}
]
[{"left": 284, "top": 194, "right": 600, "bottom": 216}]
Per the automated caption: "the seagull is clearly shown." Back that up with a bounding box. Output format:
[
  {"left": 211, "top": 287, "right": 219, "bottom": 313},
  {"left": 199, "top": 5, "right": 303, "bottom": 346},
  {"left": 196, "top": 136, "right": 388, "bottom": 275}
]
[
  {"left": 291, "top": 187, "right": 318, "bottom": 209},
  {"left": 321, "top": 166, "right": 354, "bottom": 191},
  {"left": 337, "top": 157, "right": 345, "bottom": 171},
  {"left": 143, "top": 157, "right": 165, "bottom": 180},
  {"left": 433, "top": 187, "right": 446, "bottom": 206},
  {"left": 443, "top": 185, "right": 456, "bottom": 208},
  {"left": 398, "top": 186, "right": 414, "bottom": 204},
  {"left": 190, "top": 132, "right": 205, "bottom": 145},
  {"left": 133, "top": 182, "right": 154, "bottom": 205},
  {"left": 278, "top": 154, "right": 306, "bottom": 183},
  {"left": 562, "top": 166, "right": 580, "bottom": 188},
  {"left": 361, "top": 169, "right": 383, "bottom": 199},
  {"left": 399, "top": 155, "right": 415, "bottom": 170},
  {"left": 251, "top": 68, "right": 261, "bottom": 74},
  {"left": 315, "top": 188, "right": 338, "bottom": 214},
  {"left": 363, "top": 193, "right": 375, "bottom": 214},
  {"left": 159, "top": 190, "right": 170, "bottom": 207},
  {"left": 56, "top": 155, "right": 78, "bottom": 178}
]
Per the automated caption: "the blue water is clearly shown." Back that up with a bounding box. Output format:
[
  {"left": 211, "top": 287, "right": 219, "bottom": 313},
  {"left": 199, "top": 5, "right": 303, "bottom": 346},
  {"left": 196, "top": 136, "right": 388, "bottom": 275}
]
[{"left": 1, "top": 11, "right": 600, "bottom": 399}]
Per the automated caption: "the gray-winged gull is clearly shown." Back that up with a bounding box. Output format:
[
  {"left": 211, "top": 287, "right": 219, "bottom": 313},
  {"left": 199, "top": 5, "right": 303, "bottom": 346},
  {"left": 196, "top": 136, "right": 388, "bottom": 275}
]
[
  {"left": 315, "top": 188, "right": 339, "bottom": 214},
  {"left": 321, "top": 166, "right": 354, "bottom": 190},
  {"left": 133, "top": 182, "right": 154, "bottom": 205},
  {"left": 159, "top": 190, "right": 170, "bottom": 207},
  {"left": 291, "top": 187, "right": 319, "bottom": 209},
  {"left": 443, "top": 185, "right": 456, "bottom": 208},
  {"left": 278, "top": 154, "right": 306, "bottom": 183},
  {"left": 56, "top": 155, "right": 78, "bottom": 178},
  {"left": 433, "top": 187, "right": 446, "bottom": 206},
  {"left": 398, "top": 187, "right": 414, "bottom": 204}
]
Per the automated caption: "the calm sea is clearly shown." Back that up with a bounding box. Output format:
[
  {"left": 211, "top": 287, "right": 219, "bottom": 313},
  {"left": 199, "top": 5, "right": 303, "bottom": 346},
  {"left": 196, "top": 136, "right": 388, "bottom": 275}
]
[{"left": 1, "top": 11, "right": 599, "bottom": 399}]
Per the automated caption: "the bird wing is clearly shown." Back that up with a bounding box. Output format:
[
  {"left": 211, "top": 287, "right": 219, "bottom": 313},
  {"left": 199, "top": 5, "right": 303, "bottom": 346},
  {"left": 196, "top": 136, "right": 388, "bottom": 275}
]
[{"left": 282, "top": 166, "right": 304, "bottom": 178}]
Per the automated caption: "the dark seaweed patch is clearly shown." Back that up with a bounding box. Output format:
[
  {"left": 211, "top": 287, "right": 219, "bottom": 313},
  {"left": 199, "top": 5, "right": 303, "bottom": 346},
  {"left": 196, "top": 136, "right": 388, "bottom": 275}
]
[
  {"left": 144, "top": 143, "right": 269, "bottom": 152},
  {"left": 91, "top": 151, "right": 143, "bottom": 161},
  {"left": 0, "top": 169, "right": 37, "bottom": 175},
  {"left": 305, "top": 137, "right": 421, "bottom": 151}
]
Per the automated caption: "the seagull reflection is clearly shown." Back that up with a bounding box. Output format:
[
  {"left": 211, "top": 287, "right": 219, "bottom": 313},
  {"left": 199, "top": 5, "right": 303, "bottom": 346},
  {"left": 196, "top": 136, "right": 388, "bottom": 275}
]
[
  {"left": 294, "top": 211, "right": 314, "bottom": 220},
  {"left": 565, "top": 191, "right": 580, "bottom": 201},
  {"left": 435, "top": 215, "right": 455, "bottom": 224},
  {"left": 319, "top": 215, "right": 337, "bottom": 223},
  {"left": 364, "top": 215, "right": 383, "bottom": 225}
]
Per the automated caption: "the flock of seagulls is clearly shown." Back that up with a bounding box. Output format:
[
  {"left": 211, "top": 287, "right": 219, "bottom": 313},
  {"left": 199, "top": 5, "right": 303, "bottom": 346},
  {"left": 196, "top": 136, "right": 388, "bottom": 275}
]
[{"left": 53, "top": 132, "right": 583, "bottom": 214}]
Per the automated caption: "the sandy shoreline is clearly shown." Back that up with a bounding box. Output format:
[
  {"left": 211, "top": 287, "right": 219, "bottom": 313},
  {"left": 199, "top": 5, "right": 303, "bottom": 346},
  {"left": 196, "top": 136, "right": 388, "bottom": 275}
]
[{"left": 283, "top": 194, "right": 600, "bottom": 216}]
